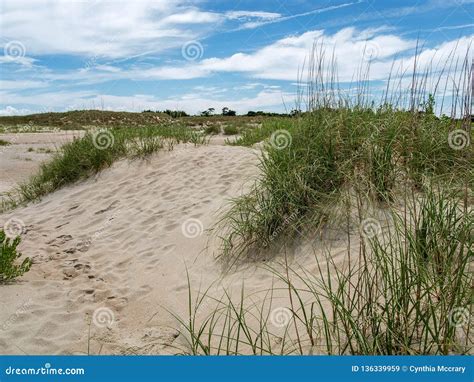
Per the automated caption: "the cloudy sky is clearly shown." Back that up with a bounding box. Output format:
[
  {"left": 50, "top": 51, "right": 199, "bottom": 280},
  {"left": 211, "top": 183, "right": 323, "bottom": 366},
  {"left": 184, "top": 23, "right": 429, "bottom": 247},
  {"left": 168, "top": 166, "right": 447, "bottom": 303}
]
[{"left": 0, "top": 0, "right": 473, "bottom": 115}]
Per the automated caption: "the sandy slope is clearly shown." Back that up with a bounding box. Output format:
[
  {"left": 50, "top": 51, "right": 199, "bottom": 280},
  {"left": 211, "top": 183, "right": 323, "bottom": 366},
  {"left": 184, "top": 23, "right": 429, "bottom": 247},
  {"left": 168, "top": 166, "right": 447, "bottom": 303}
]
[
  {"left": 0, "top": 138, "right": 364, "bottom": 355},
  {"left": 0, "top": 143, "right": 263, "bottom": 354}
]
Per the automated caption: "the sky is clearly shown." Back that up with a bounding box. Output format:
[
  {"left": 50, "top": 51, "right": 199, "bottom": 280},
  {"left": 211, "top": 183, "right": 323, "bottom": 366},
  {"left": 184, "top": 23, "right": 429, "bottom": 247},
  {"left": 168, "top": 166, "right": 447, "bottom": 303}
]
[{"left": 0, "top": 0, "right": 473, "bottom": 115}]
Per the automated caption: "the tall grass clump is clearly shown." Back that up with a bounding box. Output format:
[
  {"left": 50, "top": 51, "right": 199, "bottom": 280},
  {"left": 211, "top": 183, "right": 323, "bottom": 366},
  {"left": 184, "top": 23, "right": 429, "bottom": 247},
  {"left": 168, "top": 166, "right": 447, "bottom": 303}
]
[
  {"left": 219, "top": 108, "right": 471, "bottom": 263},
  {"left": 190, "top": 42, "right": 473, "bottom": 355},
  {"left": 218, "top": 41, "right": 472, "bottom": 263},
  {"left": 176, "top": 186, "right": 472, "bottom": 355},
  {"left": 218, "top": 114, "right": 349, "bottom": 263},
  {"left": 204, "top": 124, "right": 220, "bottom": 135},
  {"left": 310, "top": 188, "right": 473, "bottom": 354}
]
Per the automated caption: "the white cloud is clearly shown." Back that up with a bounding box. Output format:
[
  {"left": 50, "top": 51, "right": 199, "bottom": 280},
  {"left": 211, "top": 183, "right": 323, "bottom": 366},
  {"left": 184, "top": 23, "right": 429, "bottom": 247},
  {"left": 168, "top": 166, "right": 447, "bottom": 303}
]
[
  {"left": 0, "top": 80, "right": 48, "bottom": 90},
  {"left": 197, "top": 28, "right": 417, "bottom": 81},
  {"left": 0, "top": 55, "right": 37, "bottom": 67},
  {"left": 225, "top": 11, "right": 281, "bottom": 20},
  {"left": 21, "top": 27, "right": 472, "bottom": 89},
  {"left": 0, "top": 89, "right": 97, "bottom": 108},
  {"left": 0, "top": 0, "right": 220, "bottom": 58},
  {"left": 0, "top": 0, "right": 365, "bottom": 61},
  {"left": 162, "top": 9, "right": 221, "bottom": 24},
  {"left": 233, "top": 1, "right": 362, "bottom": 30}
]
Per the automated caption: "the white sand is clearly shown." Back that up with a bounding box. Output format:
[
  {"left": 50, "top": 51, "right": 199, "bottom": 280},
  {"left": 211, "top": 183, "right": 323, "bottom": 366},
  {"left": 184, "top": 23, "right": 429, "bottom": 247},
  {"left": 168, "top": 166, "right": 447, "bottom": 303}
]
[
  {"left": 0, "top": 131, "right": 84, "bottom": 195},
  {"left": 0, "top": 137, "right": 358, "bottom": 355}
]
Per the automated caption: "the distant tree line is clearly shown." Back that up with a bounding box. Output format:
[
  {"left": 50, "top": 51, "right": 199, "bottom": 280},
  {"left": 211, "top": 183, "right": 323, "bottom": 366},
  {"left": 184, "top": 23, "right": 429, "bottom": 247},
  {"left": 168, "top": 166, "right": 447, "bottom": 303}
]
[
  {"left": 142, "top": 109, "right": 189, "bottom": 118},
  {"left": 142, "top": 107, "right": 302, "bottom": 118},
  {"left": 200, "top": 107, "right": 236, "bottom": 116},
  {"left": 247, "top": 109, "right": 302, "bottom": 117}
]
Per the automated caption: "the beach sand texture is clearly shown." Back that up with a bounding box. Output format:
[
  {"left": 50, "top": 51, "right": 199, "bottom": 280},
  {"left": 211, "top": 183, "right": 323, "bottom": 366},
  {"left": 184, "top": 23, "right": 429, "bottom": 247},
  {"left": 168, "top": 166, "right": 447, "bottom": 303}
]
[{"left": 0, "top": 129, "right": 369, "bottom": 355}]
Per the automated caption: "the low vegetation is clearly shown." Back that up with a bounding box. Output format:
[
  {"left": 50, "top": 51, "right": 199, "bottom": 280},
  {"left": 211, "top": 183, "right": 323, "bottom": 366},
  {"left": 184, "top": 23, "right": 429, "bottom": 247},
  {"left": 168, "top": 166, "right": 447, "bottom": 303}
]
[
  {"left": 0, "top": 110, "right": 171, "bottom": 130},
  {"left": 177, "top": 187, "right": 473, "bottom": 354},
  {"left": 223, "top": 124, "right": 239, "bottom": 135},
  {"left": 220, "top": 109, "right": 472, "bottom": 260},
  {"left": 0, "top": 230, "right": 31, "bottom": 283},
  {"left": 1, "top": 124, "right": 209, "bottom": 210},
  {"left": 178, "top": 45, "right": 473, "bottom": 355},
  {"left": 229, "top": 118, "right": 292, "bottom": 146},
  {"left": 204, "top": 124, "right": 220, "bottom": 135}
]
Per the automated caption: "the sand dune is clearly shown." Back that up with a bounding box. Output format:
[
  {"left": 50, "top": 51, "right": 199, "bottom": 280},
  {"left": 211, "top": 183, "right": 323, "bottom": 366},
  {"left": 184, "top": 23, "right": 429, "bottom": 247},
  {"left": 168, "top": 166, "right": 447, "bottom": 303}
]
[
  {"left": 0, "top": 142, "right": 267, "bottom": 354},
  {"left": 0, "top": 132, "right": 369, "bottom": 355}
]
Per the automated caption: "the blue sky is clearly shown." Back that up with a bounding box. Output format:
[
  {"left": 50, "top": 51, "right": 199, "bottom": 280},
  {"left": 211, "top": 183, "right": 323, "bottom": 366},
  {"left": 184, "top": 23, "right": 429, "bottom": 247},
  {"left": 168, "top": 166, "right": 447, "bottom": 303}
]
[{"left": 0, "top": 0, "right": 472, "bottom": 115}]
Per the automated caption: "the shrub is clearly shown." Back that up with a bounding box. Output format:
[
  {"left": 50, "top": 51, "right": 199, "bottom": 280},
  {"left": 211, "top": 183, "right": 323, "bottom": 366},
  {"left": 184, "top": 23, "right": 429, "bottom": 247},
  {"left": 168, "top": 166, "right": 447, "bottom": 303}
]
[
  {"left": 223, "top": 124, "right": 239, "bottom": 135},
  {"left": 204, "top": 124, "right": 220, "bottom": 135},
  {"left": 0, "top": 230, "right": 31, "bottom": 283}
]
